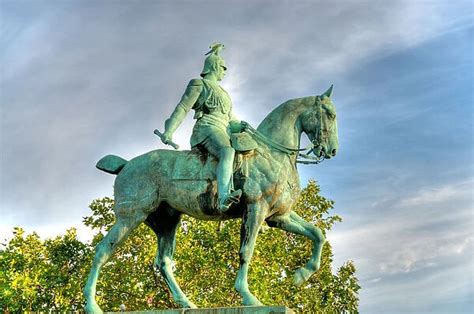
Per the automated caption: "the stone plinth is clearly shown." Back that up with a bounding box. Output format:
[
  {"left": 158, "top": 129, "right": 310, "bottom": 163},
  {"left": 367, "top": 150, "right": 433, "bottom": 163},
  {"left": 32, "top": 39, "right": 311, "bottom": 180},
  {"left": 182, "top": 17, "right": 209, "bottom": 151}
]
[{"left": 110, "top": 306, "right": 294, "bottom": 314}]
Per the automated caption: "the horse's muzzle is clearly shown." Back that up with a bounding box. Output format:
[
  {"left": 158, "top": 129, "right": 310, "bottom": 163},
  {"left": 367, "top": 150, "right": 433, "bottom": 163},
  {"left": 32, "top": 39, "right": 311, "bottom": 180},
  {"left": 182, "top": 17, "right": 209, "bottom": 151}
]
[{"left": 318, "top": 146, "right": 336, "bottom": 159}]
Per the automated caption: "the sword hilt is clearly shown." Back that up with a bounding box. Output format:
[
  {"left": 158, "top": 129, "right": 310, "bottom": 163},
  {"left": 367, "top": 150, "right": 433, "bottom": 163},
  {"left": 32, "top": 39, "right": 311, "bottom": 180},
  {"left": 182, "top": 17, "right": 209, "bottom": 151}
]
[{"left": 154, "top": 129, "right": 179, "bottom": 150}]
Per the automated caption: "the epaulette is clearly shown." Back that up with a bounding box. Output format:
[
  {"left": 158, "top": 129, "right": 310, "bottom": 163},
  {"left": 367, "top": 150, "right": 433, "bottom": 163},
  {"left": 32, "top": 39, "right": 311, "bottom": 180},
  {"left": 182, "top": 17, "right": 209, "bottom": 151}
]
[{"left": 188, "top": 79, "right": 203, "bottom": 87}]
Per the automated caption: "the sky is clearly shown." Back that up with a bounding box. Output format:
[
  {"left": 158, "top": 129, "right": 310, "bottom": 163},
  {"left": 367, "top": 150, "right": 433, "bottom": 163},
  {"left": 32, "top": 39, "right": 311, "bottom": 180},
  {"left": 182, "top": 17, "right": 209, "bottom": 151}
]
[{"left": 1, "top": 0, "right": 473, "bottom": 312}]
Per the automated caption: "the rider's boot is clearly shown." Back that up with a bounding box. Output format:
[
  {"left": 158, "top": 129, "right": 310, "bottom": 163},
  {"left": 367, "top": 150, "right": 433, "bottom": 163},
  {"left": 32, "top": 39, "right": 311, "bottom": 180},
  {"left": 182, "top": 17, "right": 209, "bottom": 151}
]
[
  {"left": 218, "top": 189, "right": 242, "bottom": 213},
  {"left": 217, "top": 147, "right": 242, "bottom": 213}
]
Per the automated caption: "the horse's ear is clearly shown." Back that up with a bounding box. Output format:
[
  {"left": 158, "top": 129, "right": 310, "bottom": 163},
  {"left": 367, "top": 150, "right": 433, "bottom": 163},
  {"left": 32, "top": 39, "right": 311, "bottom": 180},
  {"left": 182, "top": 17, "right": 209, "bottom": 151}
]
[{"left": 322, "top": 84, "right": 333, "bottom": 98}]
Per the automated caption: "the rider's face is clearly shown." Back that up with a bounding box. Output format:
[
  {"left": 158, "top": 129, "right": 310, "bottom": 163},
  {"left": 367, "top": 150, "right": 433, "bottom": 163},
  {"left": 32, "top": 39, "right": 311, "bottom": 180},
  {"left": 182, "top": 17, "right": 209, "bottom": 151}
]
[{"left": 217, "top": 65, "right": 226, "bottom": 81}]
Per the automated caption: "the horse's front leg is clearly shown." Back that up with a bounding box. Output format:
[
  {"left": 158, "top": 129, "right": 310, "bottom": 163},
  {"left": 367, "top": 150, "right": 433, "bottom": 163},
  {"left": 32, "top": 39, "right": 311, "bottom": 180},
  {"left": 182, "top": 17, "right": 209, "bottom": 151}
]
[
  {"left": 267, "top": 210, "right": 326, "bottom": 286},
  {"left": 234, "top": 203, "right": 267, "bottom": 306}
]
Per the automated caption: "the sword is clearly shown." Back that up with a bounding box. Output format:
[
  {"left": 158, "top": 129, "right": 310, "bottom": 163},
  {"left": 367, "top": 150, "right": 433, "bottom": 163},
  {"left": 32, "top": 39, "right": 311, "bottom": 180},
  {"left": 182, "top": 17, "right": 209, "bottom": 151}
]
[{"left": 154, "top": 129, "right": 179, "bottom": 150}]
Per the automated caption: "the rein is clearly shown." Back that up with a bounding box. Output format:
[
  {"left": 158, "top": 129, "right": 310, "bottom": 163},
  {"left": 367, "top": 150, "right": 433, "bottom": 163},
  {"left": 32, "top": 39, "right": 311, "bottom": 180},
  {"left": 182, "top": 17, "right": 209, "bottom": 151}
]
[
  {"left": 244, "top": 124, "right": 306, "bottom": 155},
  {"left": 242, "top": 97, "right": 326, "bottom": 165}
]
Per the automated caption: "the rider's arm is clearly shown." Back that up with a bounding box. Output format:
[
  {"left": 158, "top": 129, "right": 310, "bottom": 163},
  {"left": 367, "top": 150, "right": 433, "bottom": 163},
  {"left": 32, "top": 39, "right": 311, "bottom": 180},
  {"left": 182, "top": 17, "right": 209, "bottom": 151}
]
[{"left": 163, "top": 79, "right": 203, "bottom": 140}]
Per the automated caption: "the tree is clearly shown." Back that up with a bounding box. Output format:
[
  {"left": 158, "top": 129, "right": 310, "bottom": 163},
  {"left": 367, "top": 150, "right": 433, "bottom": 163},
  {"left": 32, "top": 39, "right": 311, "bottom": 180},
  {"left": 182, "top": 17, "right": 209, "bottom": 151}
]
[
  {"left": 0, "top": 228, "right": 47, "bottom": 312},
  {"left": 0, "top": 228, "right": 91, "bottom": 311},
  {"left": 42, "top": 229, "right": 92, "bottom": 310}
]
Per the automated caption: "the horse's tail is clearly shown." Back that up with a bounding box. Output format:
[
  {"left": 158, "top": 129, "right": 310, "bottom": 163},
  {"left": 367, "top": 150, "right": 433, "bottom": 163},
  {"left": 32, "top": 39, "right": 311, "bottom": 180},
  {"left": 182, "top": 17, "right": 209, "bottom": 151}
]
[{"left": 96, "top": 155, "right": 128, "bottom": 175}]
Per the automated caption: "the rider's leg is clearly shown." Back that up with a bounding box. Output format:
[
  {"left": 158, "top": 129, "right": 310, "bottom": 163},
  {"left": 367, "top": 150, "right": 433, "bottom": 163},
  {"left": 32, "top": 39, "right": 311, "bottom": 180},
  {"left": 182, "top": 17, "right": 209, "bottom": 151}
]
[
  {"left": 201, "top": 131, "right": 242, "bottom": 212},
  {"left": 217, "top": 146, "right": 241, "bottom": 210}
]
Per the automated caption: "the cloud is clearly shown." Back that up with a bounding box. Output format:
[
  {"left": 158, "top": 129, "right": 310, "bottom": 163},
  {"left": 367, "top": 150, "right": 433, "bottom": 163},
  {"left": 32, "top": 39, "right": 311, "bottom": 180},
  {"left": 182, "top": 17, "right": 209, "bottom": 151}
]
[
  {"left": 327, "top": 178, "right": 473, "bottom": 312},
  {"left": 398, "top": 180, "right": 473, "bottom": 208},
  {"left": 362, "top": 260, "right": 473, "bottom": 313},
  {"left": 330, "top": 179, "right": 473, "bottom": 267}
]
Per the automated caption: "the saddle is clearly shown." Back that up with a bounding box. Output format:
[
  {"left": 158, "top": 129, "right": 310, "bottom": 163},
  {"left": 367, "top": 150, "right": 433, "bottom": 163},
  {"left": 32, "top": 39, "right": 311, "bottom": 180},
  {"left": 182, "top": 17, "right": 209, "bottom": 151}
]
[{"left": 171, "top": 132, "right": 258, "bottom": 181}]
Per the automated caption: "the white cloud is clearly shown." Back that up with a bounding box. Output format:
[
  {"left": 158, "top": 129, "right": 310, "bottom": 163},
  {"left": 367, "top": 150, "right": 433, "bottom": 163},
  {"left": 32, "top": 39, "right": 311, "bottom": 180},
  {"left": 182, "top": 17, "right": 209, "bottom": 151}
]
[
  {"left": 398, "top": 179, "right": 473, "bottom": 208},
  {"left": 328, "top": 178, "right": 474, "bottom": 311}
]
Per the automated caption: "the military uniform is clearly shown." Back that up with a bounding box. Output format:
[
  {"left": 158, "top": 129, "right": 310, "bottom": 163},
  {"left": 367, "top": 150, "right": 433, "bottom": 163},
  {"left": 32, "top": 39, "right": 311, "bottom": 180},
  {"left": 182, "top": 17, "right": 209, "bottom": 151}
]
[{"left": 174, "top": 78, "right": 237, "bottom": 157}]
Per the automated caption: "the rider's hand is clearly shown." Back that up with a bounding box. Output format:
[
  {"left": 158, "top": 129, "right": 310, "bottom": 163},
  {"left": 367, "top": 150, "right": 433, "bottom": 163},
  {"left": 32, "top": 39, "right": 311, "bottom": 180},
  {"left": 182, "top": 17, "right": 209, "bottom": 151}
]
[
  {"left": 162, "top": 132, "right": 172, "bottom": 145},
  {"left": 229, "top": 120, "right": 242, "bottom": 133}
]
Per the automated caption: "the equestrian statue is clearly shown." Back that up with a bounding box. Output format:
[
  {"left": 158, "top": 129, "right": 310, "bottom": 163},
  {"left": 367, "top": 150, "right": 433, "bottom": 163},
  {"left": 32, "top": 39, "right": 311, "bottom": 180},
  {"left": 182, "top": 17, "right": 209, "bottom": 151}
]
[{"left": 84, "top": 43, "right": 339, "bottom": 313}]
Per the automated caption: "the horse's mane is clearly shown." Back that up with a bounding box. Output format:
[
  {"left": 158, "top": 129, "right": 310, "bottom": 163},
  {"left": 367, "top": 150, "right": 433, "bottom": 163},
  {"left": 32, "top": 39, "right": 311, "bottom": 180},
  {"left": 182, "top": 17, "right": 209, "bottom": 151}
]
[{"left": 257, "top": 96, "right": 315, "bottom": 132}]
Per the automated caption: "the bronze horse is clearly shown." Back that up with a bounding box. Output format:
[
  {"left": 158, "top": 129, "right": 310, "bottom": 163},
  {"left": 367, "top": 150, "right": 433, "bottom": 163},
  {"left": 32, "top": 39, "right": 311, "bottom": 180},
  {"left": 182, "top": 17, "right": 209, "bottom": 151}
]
[{"left": 84, "top": 86, "right": 338, "bottom": 313}]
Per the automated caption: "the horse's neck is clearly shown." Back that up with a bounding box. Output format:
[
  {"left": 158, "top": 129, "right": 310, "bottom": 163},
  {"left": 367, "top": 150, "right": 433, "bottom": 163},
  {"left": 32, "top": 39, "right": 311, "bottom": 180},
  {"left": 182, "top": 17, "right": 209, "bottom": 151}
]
[{"left": 257, "top": 97, "right": 313, "bottom": 151}]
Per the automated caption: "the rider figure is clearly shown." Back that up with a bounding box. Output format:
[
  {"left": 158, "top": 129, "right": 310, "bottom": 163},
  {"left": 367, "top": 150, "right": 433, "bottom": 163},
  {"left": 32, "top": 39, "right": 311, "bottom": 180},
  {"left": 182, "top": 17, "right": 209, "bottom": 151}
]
[{"left": 161, "top": 43, "right": 243, "bottom": 213}]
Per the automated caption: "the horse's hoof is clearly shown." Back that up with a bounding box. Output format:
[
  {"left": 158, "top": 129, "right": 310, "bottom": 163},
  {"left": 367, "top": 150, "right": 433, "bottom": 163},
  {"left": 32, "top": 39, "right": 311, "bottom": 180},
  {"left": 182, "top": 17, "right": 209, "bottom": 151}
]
[
  {"left": 84, "top": 301, "right": 104, "bottom": 314},
  {"left": 242, "top": 293, "right": 264, "bottom": 306},
  {"left": 293, "top": 267, "right": 313, "bottom": 287},
  {"left": 187, "top": 301, "right": 198, "bottom": 309},
  {"left": 177, "top": 298, "right": 197, "bottom": 309}
]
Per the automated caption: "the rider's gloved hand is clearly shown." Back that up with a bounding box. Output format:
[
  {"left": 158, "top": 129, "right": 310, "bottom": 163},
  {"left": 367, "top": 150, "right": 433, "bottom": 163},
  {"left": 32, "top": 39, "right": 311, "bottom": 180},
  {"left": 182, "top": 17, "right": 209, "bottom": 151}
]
[
  {"left": 240, "top": 120, "right": 250, "bottom": 130},
  {"left": 229, "top": 120, "right": 242, "bottom": 133},
  {"left": 161, "top": 132, "right": 172, "bottom": 145}
]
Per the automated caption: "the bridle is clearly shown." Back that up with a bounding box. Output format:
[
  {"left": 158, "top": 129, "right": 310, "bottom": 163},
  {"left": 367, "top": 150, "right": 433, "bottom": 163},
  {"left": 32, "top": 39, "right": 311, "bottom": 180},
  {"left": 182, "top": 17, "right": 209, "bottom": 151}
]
[{"left": 296, "top": 96, "right": 326, "bottom": 164}]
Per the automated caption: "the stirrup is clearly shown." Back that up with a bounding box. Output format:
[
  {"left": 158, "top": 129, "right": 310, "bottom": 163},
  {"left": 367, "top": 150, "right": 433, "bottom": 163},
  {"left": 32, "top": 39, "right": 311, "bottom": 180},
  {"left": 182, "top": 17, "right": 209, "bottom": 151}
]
[{"left": 218, "top": 189, "right": 242, "bottom": 213}]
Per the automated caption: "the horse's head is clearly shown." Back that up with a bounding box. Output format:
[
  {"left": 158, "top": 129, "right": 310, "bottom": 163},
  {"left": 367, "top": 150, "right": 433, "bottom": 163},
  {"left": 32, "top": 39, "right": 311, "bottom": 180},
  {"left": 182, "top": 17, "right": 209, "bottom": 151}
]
[{"left": 301, "top": 85, "right": 339, "bottom": 159}]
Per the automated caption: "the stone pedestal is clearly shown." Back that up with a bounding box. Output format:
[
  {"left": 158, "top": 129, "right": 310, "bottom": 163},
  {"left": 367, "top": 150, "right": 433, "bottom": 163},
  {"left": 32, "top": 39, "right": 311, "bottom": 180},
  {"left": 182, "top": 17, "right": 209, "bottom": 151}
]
[{"left": 111, "top": 306, "right": 294, "bottom": 314}]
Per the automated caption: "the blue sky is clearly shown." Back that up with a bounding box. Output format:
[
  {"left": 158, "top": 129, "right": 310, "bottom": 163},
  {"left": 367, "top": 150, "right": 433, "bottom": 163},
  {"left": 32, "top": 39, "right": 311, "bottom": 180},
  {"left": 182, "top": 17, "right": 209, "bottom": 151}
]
[{"left": 1, "top": 1, "right": 473, "bottom": 312}]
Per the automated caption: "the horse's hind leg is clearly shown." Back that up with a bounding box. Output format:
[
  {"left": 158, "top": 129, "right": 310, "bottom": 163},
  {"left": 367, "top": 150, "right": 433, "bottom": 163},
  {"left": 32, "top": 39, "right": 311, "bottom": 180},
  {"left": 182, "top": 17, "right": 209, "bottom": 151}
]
[
  {"left": 84, "top": 212, "right": 144, "bottom": 313},
  {"left": 267, "top": 210, "right": 326, "bottom": 286},
  {"left": 146, "top": 206, "right": 196, "bottom": 309}
]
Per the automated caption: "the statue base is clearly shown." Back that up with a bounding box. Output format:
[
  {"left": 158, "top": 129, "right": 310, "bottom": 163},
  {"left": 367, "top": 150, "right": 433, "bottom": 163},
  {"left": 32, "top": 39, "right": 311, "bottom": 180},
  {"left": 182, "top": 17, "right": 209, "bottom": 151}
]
[{"left": 110, "top": 306, "right": 294, "bottom": 314}]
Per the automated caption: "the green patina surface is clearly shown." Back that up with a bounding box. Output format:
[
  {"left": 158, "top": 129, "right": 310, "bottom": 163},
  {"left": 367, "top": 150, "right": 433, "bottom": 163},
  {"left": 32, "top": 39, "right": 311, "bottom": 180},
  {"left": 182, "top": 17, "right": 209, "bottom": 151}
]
[{"left": 84, "top": 43, "right": 339, "bottom": 313}]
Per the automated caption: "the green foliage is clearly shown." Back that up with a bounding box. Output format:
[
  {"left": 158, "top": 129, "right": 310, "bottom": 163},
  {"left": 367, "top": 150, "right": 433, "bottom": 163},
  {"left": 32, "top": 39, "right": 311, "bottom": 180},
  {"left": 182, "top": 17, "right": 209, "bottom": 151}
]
[
  {"left": 82, "top": 197, "right": 115, "bottom": 235},
  {"left": 0, "top": 227, "right": 91, "bottom": 311},
  {"left": 43, "top": 229, "right": 92, "bottom": 309},
  {"left": 0, "top": 228, "right": 46, "bottom": 311},
  {"left": 0, "top": 180, "right": 359, "bottom": 312}
]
